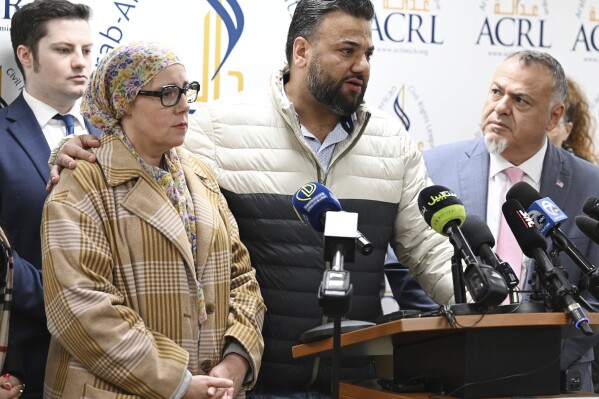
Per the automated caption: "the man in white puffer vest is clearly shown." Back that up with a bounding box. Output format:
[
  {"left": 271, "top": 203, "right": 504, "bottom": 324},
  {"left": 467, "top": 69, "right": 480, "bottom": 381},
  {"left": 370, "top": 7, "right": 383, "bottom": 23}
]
[{"left": 185, "top": 0, "right": 455, "bottom": 396}]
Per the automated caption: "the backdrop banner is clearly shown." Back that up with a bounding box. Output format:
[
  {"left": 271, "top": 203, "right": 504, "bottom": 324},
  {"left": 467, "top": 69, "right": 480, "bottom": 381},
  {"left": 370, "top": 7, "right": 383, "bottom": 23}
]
[{"left": 1, "top": 0, "right": 598, "bottom": 151}]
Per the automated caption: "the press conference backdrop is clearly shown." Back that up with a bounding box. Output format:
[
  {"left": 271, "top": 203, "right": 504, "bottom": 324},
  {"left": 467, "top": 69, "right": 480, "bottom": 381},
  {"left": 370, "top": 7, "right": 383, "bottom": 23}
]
[{"left": 1, "top": 0, "right": 598, "bottom": 151}]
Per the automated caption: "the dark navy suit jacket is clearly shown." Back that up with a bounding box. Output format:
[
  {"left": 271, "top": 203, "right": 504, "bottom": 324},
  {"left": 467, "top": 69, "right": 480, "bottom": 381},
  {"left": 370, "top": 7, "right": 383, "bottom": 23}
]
[
  {"left": 424, "top": 137, "right": 599, "bottom": 390},
  {"left": 0, "top": 93, "right": 100, "bottom": 398}
]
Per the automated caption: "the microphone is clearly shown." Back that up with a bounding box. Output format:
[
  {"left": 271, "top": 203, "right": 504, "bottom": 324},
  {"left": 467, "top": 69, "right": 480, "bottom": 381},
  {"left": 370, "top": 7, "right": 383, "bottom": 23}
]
[
  {"left": 502, "top": 200, "right": 593, "bottom": 335},
  {"left": 583, "top": 196, "right": 599, "bottom": 220},
  {"left": 418, "top": 185, "right": 473, "bottom": 262},
  {"left": 461, "top": 215, "right": 519, "bottom": 290},
  {"left": 575, "top": 216, "right": 599, "bottom": 246},
  {"left": 418, "top": 186, "right": 508, "bottom": 306},
  {"left": 506, "top": 182, "right": 599, "bottom": 281},
  {"left": 509, "top": 187, "right": 567, "bottom": 236},
  {"left": 292, "top": 182, "right": 373, "bottom": 255}
]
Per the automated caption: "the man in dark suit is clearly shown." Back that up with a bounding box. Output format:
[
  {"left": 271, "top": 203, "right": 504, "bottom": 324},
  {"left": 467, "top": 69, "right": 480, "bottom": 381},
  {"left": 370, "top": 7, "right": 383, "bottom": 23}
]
[
  {"left": 423, "top": 50, "right": 599, "bottom": 392},
  {"left": 0, "top": 1, "right": 99, "bottom": 397}
]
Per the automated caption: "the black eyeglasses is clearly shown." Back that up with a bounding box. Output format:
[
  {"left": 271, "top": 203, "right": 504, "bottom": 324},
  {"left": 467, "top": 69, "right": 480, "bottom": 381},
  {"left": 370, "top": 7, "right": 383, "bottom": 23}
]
[{"left": 138, "top": 81, "right": 200, "bottom": 107}]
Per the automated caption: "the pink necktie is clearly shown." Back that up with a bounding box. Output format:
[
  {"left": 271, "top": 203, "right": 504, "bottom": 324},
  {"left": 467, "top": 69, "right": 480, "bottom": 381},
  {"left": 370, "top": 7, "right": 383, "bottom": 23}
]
[{"left": 496, "top": 167, "right": 525, "bottom": 300}]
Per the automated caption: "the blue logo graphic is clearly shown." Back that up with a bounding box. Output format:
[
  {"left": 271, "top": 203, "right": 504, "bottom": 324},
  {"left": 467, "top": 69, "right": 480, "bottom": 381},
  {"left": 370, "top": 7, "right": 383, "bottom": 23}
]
[
  {"left": 207, "top": 0, "right": 244, "bottom": 80},
  {"left": 393, "top": 95, "right": 411, "bottom": 131}
]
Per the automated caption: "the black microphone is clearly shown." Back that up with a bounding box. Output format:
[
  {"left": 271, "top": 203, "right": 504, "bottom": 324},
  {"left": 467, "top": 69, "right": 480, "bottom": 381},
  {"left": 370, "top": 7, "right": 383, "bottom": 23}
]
[
  {"left": 507, "top": 182, "right": 598, "bottom": 280},
  {"left": 461, "top": 215, "right": 519, "bottom": 290},
  {"left": 502, "top": 200, "right": 593, "bottom": 335},
  {"left": 583, "top": 196, "right": 599, "bottom": 220},
  {"left": 575, "top": 215, "right": 599, "bottom": 246},
  {"left": 418, "top": 186, "right": 508, "bottom": 306}
]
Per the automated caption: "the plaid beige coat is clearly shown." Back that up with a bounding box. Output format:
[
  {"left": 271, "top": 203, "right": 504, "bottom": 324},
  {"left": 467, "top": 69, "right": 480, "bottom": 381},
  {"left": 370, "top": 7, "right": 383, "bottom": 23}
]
[{"left": 41, "top": 134, "right": 265, "bottom": 399}]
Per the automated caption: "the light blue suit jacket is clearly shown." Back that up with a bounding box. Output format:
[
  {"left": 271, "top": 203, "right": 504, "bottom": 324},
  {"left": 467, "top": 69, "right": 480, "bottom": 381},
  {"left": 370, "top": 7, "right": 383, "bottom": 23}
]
[
  {"left": 0, "top": 93, "right": 100, "bottom": 398},
  {"left": 424, "top": 137, "right": 599, "bottom": 389}
]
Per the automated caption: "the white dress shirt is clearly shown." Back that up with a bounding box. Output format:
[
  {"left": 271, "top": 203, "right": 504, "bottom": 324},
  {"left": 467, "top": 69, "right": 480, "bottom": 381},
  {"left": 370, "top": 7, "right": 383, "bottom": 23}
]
[
  {"left": 22, "top": 89, "right": 88, "bottom": 151},
  {"left": 281, "top": 79, "right": 354, "bottom": 173},
  {"left": 486, "top": 138, "right": 547, "bottom": 286}
]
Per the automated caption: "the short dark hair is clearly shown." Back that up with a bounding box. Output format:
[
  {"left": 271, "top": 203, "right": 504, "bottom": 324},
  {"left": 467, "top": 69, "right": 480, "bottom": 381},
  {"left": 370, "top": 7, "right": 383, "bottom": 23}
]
[
  {"left": 285, "top": 0, "right": 375, "bottom": 65},
  {"left": 10, "top": 0, "right": 92, "bottom": 77},
  {"left": 505, "top": 50, "right": 567, "bottom": 107}
]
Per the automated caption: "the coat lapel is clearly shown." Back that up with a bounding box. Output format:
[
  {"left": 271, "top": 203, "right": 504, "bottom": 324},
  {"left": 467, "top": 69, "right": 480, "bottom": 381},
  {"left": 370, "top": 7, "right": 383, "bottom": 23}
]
[
  {"left": 97, "top": 135, "right": 195, "bottom": 270},
  {"left": 539, "top": 143, "right": 571, "bottom": 208},
  {"left": 5, "top": 95, "right": 51, "bottom": 183},
  {"left": 5, "top": 95, "right": 102, "bottom": 184},
  {"left": 122, "top": 179, "right": 195, "bottom": 270},
  {"left": 178, "top": 149, "right": 220, "bottom": 278},
  {"left": 457, "top": 139, "right": 490, "bottom": 220}
]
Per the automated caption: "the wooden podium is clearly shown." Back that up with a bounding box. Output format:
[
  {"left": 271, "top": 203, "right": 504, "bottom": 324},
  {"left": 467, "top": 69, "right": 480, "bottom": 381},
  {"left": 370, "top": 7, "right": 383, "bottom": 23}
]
[{"left": 292, "top": 312, "right": 599, "bottom": 398}]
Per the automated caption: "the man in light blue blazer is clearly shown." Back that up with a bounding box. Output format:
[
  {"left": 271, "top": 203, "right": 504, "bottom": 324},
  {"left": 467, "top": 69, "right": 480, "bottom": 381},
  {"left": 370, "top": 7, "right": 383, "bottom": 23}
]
[
  {"left": 0, "top": 2, "right": 99, "bottom": 397},
  {"left": 424, "top": 50, "right": 599, "bottom": 392}
]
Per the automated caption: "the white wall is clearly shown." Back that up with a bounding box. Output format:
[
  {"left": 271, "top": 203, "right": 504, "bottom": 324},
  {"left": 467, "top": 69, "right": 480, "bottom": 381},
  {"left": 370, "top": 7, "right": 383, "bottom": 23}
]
[{"left": 1, "top": 0, "right": 598, "bottom": 150}]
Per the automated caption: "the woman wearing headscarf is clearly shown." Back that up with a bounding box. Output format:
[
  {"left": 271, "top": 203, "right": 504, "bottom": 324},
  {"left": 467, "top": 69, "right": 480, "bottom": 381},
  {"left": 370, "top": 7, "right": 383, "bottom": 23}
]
[{"left": 41, "top": 42, "right": 265, "bottom": 399}]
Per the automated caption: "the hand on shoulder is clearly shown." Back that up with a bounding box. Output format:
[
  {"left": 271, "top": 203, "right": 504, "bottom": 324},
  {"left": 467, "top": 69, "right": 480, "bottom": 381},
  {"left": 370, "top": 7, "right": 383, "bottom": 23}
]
[{"left": 46, "top": 134, "right": 101, "bottom": 192}]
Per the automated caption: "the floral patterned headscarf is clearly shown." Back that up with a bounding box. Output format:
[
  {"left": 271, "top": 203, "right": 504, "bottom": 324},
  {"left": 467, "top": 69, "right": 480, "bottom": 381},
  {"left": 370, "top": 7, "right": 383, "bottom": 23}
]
[{"left": 81, "top": 41, "right": 182, "bottom": 132}]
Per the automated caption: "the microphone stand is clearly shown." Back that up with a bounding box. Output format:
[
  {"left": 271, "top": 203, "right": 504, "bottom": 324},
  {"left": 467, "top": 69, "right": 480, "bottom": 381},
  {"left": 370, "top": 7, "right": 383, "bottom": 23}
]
[
  {"left": 446, "top": 223, "right": 511, "bottom": 312},
  {"left": 548, "top": 232, "right": 599, "bottom": 301},
  {"left": 319, "top": 212, "right": 358, "bottom": 399},
  {"left": 492, "top": 257, "right": 520, "bottom": 304},
  {"left": 451, "top": 253, "right": 467, "bottom": 303},
  {"left": 446, "top": 224, "right": 469, "bottom": 304},
  {"left": 327, "top": 246, "right": 349, "bottom": 399},
  {"left": 535, "top": 248, "right": 593, "bottom": 335}
]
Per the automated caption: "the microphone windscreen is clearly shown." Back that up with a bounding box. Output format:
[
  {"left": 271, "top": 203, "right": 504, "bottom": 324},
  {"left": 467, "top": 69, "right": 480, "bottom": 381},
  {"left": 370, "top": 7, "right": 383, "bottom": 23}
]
[
  {"left": 461, "top": 215, "right": 495, "bottom": 255},
  {"left": 575, "top": 215, "right": 599, "bottom": 245},
  {"left": 506, "top": 181, "right": 542, "bottom": 209},
  {"left": 292, "top": 182, "right": 342, "bottom": 232},
  {"left": 417, "top": 185, "right": 466, "bottom": 235},
  {"left": 502, "top": 199, "right": 547, "bottom": 258},
  {"left": 582, "top": 196, "right": 599, "bottom": 220}
]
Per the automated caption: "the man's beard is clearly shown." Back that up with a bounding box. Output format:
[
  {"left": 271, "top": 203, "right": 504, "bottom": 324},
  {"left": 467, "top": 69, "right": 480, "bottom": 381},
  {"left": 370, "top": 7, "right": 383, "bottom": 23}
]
[
  {"left": 306, "top": 56, "right": 365, "bottom": 116},
  {"left": 484, "top": 134, "right": 509, "bottom": 155}
]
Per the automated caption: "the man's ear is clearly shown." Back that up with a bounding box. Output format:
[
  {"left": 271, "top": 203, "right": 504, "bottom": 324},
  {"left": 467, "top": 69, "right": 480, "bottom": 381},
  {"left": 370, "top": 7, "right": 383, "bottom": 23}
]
[
  {"left": 564, "top": 121, "right": 574, "bottom": 140},
  {"left": 546, "top": 103, "right": 565, "bottom": 132},
  {"left": 292, "top": 36, "right": 310, "bottom": 69},
  {"left": 16, "top": 45, "right": 33, "bottom": 69}
]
